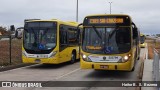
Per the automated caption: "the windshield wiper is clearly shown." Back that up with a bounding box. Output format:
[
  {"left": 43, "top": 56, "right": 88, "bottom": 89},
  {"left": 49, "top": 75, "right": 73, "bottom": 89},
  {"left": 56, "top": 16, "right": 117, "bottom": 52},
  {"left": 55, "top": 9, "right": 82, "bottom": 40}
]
[
  {"left": 24, "top": 28, "right": 29, "bottom": 32},
  {"left": 92, "top": 26, "right": 102, "bottom": 40},
  {"left": 107, "top": 26, "right": 119, "bottom": 45},
  {"left": 104, "top": 26, "right": 119, "bottom": 53},
  {"left": 109, "top": 26, "right": 119, "bottom": 39}
]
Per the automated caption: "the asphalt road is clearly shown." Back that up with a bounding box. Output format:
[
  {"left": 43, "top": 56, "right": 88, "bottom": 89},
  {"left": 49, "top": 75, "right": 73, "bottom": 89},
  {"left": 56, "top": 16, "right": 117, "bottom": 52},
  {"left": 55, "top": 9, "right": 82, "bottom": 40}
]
[{"left": 0, "top": 47, "right": 147, "bottom": 90}]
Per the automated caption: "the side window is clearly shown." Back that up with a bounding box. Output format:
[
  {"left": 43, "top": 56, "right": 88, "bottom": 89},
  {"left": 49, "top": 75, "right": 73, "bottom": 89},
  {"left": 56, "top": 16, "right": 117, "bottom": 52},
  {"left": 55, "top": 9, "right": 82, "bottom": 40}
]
[
  {"left": 132, "top": 22, "right": 139, "bottom": 42},
  {"left": 60, "top": 25, "right": 79, "bottom": 46},
  {"left": 132, "top": 26, "right": 138, "bottom": 45},
  {"left": 60, "top": 25, "right": 68, "bottom": 45},
  {"left": 68, "top": 27, "right": 78, "bottom": 44}
]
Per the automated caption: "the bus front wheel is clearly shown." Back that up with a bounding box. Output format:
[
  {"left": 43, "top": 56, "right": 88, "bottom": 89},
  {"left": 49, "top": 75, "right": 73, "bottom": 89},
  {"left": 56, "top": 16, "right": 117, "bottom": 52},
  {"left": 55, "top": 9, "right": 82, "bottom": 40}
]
[
  {"left": 70, "top": 52, "right": 76, "bottom": 64},
  {"left": 131, "top": 66, "right": 135, "bottom": 71},
  {"left": 131, "top": 59, "right": 136, "bottom": 71}
]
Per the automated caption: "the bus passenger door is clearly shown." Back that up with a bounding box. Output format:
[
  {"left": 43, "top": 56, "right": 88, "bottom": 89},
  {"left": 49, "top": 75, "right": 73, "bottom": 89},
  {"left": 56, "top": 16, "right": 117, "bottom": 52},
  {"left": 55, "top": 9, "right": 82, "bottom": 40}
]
[{"left": 59, "top": 26, "right": 69, "bottom": 63}]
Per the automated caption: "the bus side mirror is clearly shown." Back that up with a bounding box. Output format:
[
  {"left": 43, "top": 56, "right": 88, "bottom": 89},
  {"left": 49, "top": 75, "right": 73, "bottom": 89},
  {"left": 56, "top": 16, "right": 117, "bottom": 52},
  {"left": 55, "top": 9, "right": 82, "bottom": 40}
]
[
  {"left": 133, "top": 28, "right": 138, "bottom": 39},
  {"left": 15, "top": 30, "right": 18, "bottom": 38},
  {"left": 77, "top": 23, "right": 83, "bottom": 45},
  {"left": 10, "top": 25, "right": 15, "bottom": 31}
]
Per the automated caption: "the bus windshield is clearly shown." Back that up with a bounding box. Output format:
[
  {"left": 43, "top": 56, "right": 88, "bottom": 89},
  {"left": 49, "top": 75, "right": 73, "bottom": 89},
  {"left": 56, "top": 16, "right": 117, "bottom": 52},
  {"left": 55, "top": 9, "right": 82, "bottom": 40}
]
[
  {"left": 23, "top": 22, "right": 57, "bottom": 54},
  {"left": 82, "top": 27, "right": 131, "bottom": 54},
  {"left": 140, "top": 35, "right": 145, "bottom": 44}
]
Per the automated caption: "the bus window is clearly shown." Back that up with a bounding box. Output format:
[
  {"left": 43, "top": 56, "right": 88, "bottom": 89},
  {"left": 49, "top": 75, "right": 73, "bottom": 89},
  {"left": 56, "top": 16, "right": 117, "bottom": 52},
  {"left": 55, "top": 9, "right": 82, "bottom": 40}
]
[
  {"left": 133, "top": 27, "right": 139, "bottom": 45},
  {"left": 68, "top": 27, "right": 78, "bottom": 44},
  {"left": 82, "top": 27, "right": 131, "bottom": 54},
  {"left": 140, "top": 35, "right": 145, "bottom": 44},
  {"left": 60, "top": 25, "right": 68, "bottom": 45}
]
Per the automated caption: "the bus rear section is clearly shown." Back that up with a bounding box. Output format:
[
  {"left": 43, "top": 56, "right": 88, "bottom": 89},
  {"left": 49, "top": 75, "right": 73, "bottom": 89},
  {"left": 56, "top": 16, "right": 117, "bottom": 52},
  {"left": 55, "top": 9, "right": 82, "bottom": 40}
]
[
  {"left": 22, "top": 19, "right": 80, "bottom": 64},
  {"left": 140, "top": 34, "right": 146, "bottom": 48},
  {"left": 80, "top": 14, "right": 140, "bottom": 71}
]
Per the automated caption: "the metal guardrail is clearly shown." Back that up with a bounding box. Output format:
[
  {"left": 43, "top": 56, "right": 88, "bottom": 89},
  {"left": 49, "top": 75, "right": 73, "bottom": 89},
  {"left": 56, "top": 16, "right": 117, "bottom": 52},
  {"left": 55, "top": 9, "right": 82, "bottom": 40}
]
[
  {"left": 153, "top": 48, "right": 159, "bottom": 81},
  {"left": 153, "top": 48, "right": 160, "bottom": 90},
  {"left": 0, "top": 35, "right": 10, "bottom": 40}
]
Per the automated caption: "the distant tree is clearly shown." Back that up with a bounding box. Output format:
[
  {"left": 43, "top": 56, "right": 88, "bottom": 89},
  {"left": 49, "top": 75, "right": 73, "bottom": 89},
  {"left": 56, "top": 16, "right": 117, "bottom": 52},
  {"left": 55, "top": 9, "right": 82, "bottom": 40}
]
[
  {"left": 156, "top": 34, "right": 160, "bottom": 37},
  {"left": 0, "top": 26, "right": 11, "bottom": 35}
]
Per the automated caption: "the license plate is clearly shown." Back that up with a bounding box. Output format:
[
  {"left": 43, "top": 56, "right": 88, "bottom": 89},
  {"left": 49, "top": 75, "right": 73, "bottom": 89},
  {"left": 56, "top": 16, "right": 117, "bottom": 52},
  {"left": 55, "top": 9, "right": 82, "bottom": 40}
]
[
  {"left": 37, "top": 55, "right": 48, "bottom": 58},
  {"left": 100, "top": 65, "right": 109, "bottom": 69},
  {"left": 35, "top": 59, "right": 41, "bottom": 63}
]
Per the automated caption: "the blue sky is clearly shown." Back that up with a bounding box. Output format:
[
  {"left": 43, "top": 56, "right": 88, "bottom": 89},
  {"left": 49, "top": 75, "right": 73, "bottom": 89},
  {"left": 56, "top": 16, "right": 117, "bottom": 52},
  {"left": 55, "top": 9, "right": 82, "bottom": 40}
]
[{"left": 0, "top": 0, "right": 159, "bottom": 35}]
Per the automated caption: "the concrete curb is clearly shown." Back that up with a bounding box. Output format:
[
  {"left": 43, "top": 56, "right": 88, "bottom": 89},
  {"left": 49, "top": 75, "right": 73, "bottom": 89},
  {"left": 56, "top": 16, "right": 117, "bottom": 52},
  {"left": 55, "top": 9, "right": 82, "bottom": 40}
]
[
  {"left": 0, "top": 63, "right": 34, "bottom": 72},
  {"left": 141, "top": 59, "right": 157, "bottom": 90}
]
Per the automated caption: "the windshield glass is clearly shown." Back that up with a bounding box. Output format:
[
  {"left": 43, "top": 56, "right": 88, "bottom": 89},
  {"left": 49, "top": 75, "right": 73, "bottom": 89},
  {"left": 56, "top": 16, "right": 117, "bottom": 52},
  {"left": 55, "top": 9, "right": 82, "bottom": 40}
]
[
  {"left": 23, "top": 22, "right": 57, "bottom": 54},
  {"left": 140, "top": 36, "right": 145, "bottom": 44},
  {"left": 82, "top": 27, "right": 131, "bottom": 54}
]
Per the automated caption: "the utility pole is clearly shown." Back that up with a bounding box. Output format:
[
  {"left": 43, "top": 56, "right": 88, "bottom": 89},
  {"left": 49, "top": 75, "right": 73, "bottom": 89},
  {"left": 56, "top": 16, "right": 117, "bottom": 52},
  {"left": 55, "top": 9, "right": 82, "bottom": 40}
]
[
  {"left": 109, "top": 2, "right": 112, "bottom": 14},
  {"left": 76, "top": 0, "right": 78, "bottom": 22}
]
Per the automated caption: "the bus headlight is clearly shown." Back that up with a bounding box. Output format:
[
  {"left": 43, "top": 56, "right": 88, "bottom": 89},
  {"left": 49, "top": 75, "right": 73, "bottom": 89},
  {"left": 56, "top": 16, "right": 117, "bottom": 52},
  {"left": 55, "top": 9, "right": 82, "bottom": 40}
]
[
  {"left": 83, "top": 55, "right": 87, "bottom": 59},
  {"left": 124, "top": 56, "right": 129, "bottom": 60},
  {"left": 49, "top": 51, "right": 57, "bottom": 58},
  {"left": 122, "top": 54, "right": 131, "bottom": 62},
  {"left": 81, "top": 53, "right": 92, "bottom": 62}
]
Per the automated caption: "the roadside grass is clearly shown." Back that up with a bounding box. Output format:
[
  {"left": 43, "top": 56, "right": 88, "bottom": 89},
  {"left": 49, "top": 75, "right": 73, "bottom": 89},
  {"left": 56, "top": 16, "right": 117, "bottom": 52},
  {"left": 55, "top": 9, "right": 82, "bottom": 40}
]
[
  {"left": 147, "top": 40, "right": 154, "bottom": 59},
  {"left": 155, "top": 41, "right": 160, "bottom": 50},
  {"left": 146, "top": 38, "right": 160, "bottom": 59},
  {"left": 0, "top": 39, "right": 22, "bottom": 66}
]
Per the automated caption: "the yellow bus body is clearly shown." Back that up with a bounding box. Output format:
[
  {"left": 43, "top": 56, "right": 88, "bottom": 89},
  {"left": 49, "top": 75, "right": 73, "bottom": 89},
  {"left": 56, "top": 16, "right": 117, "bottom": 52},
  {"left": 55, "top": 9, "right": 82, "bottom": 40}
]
[
  {"left": 140, "top": 34, "right": 146, "bottom": 48},
  {"left": 80, "top": 50, "right": 136, "bottom": 71},
  {"left": 140, "top": 43, "right": 146, "bottom": 48},
  {"left": 22, "top": 19, "right": 80, "bottom": 64},
  {"left": 80, "top": 14, "right": 140, "bottom": 71}
]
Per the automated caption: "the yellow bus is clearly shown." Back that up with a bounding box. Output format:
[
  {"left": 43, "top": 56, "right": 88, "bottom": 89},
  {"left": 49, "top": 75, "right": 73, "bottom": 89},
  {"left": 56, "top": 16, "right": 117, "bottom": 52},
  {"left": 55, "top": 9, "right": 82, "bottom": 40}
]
[
  {"left": 22, "top": 19, "right": 80, "bottom": 64},
  {"left": 140, "top": 34, "right": 146, "bottom": 48},
  {"left": 79, "top": 14, "right": 140, "bottom": 71}
]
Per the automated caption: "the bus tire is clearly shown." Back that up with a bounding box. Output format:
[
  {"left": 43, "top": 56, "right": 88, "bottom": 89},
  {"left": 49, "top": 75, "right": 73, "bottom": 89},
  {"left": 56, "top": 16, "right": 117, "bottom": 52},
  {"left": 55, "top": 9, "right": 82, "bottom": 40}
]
[
  {"left": 131, "top": 59, "right": 136, "bottom": 71},
  {"left": 70, "top": 51, "right": 76, "bottom": 64},
  {"left": 137, "top": 56, "right": 140, "bottom": 60},
  {"left": 131, "top": 66, "right": 135, "bottom": 71}
]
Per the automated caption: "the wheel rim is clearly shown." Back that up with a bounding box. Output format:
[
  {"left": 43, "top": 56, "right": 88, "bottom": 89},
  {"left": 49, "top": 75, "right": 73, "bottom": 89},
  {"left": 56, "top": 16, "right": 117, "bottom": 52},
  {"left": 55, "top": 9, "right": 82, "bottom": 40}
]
[{"left": 71, "top": 53, "right": 75, "bottom": 63}]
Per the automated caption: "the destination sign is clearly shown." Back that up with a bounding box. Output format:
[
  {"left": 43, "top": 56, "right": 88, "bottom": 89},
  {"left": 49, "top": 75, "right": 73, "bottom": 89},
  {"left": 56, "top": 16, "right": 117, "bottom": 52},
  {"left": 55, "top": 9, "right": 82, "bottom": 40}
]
[
  {"left": 83, "top": 16, "right": 131, "bottom": 26},
  {"left": 89, "top": 18, "right": 124, "bottom": 24}
]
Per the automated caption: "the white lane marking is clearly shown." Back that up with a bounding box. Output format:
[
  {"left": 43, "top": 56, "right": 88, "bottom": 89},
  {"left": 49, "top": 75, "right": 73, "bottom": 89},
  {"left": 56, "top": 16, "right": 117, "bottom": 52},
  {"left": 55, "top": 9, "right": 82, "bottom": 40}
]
[{"left": 55, "top": 68, "right": 80, "bottom": 80}]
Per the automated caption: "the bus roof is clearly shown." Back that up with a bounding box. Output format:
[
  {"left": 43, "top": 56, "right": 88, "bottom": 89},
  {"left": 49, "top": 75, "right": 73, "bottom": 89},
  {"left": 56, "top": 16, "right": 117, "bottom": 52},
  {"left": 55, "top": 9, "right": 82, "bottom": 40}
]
[
  {"left": 25, "top": 19, "right": 79, "bottom": 26},
  {"left": 140, "top": 34, "right": 145, "bottom": 36},
  {"left": 85, "top": 14, "right": 131, "bottom": 18}
]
